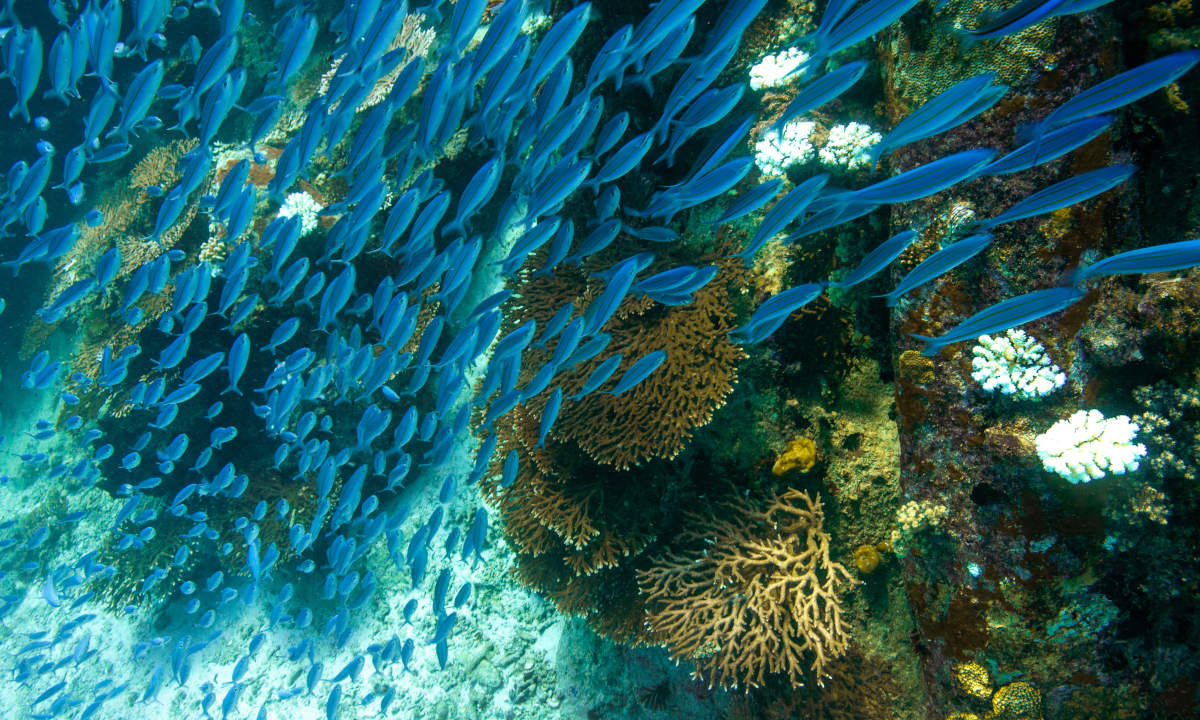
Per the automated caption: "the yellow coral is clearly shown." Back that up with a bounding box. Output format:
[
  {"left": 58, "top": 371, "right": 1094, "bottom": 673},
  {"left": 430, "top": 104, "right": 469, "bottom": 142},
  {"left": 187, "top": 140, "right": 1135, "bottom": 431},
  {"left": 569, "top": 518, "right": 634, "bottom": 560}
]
[
  {"left": 954, "top": 661, "right": 994, "bottom": 701},
  {"left": 637, "top": 489, "right": 857, "bottom": 689},
  {"left": 772, "top": 436, "right": 817, "bottom": 475},
  {"left": 853, "top": 543, "right": 881, "bottom": 574},
  {"left": 991, "top": 681, "right": 1042, "bottom": 720}
]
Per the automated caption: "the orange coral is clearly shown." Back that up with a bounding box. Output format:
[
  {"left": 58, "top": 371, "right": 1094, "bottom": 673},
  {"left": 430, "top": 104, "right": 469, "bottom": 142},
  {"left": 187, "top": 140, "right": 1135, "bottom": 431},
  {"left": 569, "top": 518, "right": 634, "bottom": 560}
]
[
  {"left": 636, "top": 489, "right": 856, "bottom": 690},
  {"left": 506, "top": 252, "right": 748, "bottom": 469}
]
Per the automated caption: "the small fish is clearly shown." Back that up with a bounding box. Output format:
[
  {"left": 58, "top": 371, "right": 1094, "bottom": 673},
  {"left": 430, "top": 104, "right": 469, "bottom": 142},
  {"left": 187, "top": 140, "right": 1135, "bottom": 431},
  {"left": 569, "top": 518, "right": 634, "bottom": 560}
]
[
  {"left": 881, "top": 233, "right": 993, "bottom": 306},
  {"left": 606, "top": 351, "right": 667, "bottom": 396},
  {"left": 963, "top": 0, "right": 1113, "bottom": 44},
  {"left": 1029, "top": 50, "right": 1200, "bottom": 139},
  {"left": 851, "top": 149, "right": 995, "bottom": 206},
  {"left": 914, "top": 285, "right": 1086, "bottom": 356},
  {"left": 808, "top": 0, "right": 923, "bottom": 74},
  {"left": 224, "top": 333, "right": 250, "bottom": 395},
  {"left": 768, "top": 60, "right": 868, "bottom": 133},
  {"left": 582, "top": 256, "right": 642, "bottom": 335},
  {"left": 736, "top": 174, "right": 829, "bottom": 264},
  {"left": 869, "top": 73, "right": 1007, "bottom": 166},
  {"left": 729, "top": 283, "right": 825, "bottom": 344},
  {"left": 974, "top": 165, "right": 1135, "bottom": 232},
  {"left": 981, "top": 115, "right": 1113, "bottom": 176},
  {"left": 1071, "top": 237, "right": 1200, "bottom": 286},
  {"left": 831, "top": 230, "right": 920, "bottom": 290}
]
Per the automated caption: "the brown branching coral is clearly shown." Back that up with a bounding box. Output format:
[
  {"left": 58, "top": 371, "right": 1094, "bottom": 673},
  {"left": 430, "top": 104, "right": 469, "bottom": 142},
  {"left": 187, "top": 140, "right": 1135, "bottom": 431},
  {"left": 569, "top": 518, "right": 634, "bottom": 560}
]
[
  {"left": 636, "top": 489, "right": 856, "bottom": 690},
  {"left": 486, "top": 401, "right": 657, "bottom": 577},
  {"left": 508, "top": 253, "right": 748, "bottom": 469}
]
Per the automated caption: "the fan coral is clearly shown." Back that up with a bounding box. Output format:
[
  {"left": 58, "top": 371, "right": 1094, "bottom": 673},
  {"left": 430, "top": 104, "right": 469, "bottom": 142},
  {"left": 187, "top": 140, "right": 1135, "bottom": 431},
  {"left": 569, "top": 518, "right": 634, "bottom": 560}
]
[
  {"left": 511, "top": 254, "right": 748, "bottom": 469},
  {"left": 636, "top": 489, "right": 856, "bottom": 689}
]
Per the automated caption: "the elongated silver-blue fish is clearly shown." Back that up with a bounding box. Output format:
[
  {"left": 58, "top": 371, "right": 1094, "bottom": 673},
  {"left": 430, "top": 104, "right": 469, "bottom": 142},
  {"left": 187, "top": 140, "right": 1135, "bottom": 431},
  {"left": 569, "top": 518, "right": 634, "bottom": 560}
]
[
  {"left": 831, "top": 229, "right": 919, "bottom": 289},
  {"left": 730, "top": 283, "right": 825, "bottom": 344},
  {"left": 852, "top": 149, "right": 995, "bottom": 205},
  {"left": 975, "top": 164, "right": 1134, "bottom": 231},
  {"left": 981, "top": 115, "right": 1112, "bottom": 175},
  {"left": 1032, "top": 50, "right": 1200, "bottom": 137},
  {"left": 881, "top": 233, "right": 993, "bottom": 306},
  {"left": 913, "top": 285, "right": 1085, "bottom": 356},
  {"left": 1070, "top": 238, "right": 1200, "bottom": 286}
]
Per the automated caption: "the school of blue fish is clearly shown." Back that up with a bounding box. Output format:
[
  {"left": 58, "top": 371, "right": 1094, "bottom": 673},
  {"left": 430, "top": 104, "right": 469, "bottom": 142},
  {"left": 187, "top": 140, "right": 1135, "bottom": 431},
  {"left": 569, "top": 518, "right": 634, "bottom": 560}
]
[{"left": 0, "top": 0, "right": 1198, "bottom": 716}]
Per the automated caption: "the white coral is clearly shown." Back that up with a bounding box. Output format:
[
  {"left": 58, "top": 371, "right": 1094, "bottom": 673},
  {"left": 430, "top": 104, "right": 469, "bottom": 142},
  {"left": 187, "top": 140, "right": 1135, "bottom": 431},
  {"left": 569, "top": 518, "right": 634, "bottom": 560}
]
[
  {"left": 277, "top": 191, "right": 321, "bottom": 236},
  {"left": 817, "top": 122, "right": 882, "bottom": 171},
  {"left": 971, "top": 329, "right": 1065, "bottom": 399},
  {"left": 749, "top": 47, "right": 809, "bottom": 91},
  {"left": 754, "top": 120, "right": 816, "bottom": 176},
  {"left": 1035, "top": 409, "right": 1147, "bottom": 484}
]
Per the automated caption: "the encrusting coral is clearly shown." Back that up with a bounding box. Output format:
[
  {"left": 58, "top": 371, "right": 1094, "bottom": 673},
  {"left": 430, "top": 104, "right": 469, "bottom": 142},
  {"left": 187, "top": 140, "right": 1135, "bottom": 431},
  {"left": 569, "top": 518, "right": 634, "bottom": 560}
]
[{"left": 636, "top": 488, "right": 856, "bottom": 690}]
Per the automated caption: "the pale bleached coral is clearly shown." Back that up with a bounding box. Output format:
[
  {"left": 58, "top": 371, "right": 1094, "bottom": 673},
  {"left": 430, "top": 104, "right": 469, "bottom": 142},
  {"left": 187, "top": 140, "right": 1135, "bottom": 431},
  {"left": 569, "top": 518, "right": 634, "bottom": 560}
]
[
  {"left": 754, "top": 119, "right": 816, "bottom": 176},
  {"left": 750, "top": 47, "right": 809, "bottom": 91},
  {"left": 1035, "top": 410, "right": 1147, "bottom": 484},
  {"left": 971, "top": 329, "right": 1066, "bottom": 399}
]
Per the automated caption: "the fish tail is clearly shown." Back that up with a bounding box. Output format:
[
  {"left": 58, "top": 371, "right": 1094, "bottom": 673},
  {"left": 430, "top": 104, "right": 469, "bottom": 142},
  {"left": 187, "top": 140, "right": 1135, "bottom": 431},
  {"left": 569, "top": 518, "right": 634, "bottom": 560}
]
[
  {"left": 1064, "top": 264, "right": 1088, "bottom": 288},
  {"left": 910, "top": 333, "right": 946, "bottom": 357}
]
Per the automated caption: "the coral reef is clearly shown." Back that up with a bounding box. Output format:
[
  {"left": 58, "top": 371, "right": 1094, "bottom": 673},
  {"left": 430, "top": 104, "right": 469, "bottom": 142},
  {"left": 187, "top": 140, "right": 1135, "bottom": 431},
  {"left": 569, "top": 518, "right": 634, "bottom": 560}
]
[{"left": 636, "top": 489, "right": 856, "bottom": 690}]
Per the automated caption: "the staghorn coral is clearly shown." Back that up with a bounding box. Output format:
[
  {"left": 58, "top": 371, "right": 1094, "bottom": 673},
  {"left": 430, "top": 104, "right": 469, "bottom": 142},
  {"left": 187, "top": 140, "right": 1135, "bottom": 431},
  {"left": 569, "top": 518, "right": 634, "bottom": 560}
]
[{"left": 636, "top": 489, "right": 856, "bottom": 690}]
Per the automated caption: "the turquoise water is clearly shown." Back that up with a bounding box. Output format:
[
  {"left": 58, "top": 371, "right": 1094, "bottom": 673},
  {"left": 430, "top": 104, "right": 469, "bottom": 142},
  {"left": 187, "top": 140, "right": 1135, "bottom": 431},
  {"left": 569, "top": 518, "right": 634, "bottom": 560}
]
[{"left": 2, "top": 0, "right": 1199, "bottom": 718}]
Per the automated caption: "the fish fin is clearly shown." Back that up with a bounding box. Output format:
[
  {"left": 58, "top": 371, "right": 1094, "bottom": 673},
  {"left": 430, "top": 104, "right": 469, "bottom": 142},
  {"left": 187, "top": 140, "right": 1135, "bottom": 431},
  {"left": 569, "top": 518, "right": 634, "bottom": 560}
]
[{"left": 910, "top": 333, "right": 947, "bottom": 357}]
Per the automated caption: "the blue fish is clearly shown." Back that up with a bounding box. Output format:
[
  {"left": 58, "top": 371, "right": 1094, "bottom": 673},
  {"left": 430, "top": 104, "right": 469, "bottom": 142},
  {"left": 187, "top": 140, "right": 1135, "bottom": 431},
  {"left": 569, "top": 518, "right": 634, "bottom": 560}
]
[
  {"left": 654, "top": 39, "right": 738, "bottom": 143},
  {"left": 445, "top": 159, "right": 503, "bottom": 239},
  {"left": 572, "top": 353, "right": 624, "bottom": 400},
  {"left": 964, "top": 0, "right": 1114, "bottom": 44},
  {"left": 736, "top": 174, "right": 829, "bottom": 264},
  {"left": 582, "top": 256, "right": 642, "bottom": 335},
  {"left": 831, "top": 230, "right": 920, "bottom": 289},
  {"left": 657, "top": 84, "right": 745, "bottom": 167},
  {"left": 8, "top": 28, "right": 42, "bottom": 123},
  {"left": 523, "top": 2, "right": 592, "bottom": 90},
  {"left": 593, "top": 112, "right": 630, "bottom": 159},
  {"left": 623, "top": 17, "right": 694, "bottom": 94},
  {"left": 471, "top": 0, "right": 525, "bottom": 82},
  {"left": 43, "top": 31, "right": 75, "bottom": 105},
  {"left": 974, "top": 164, "right": 1135, "bottom": 231},
  {"left": 109, "top": 59, "right": 164, "bottom": 141},
  {"left": 768, "top": 61, "right": 868, "bottom": 134},
  {"left": 868, "top": 74, "right": 1008, "bottom": 167},
  {"left": 914, "top": 285, "right": 1086, "bottom": 356},
  {"left": 1070, "top": 238, "right": 1200, "bottom": 286},
  {"left": 805, "top": 0, "right": 923, "bottom": 76},
  {"left": 851, "top": 149, "right": 995, "bottom": 205},
  {"left": 225, "top": 333, "right": 250, "bottom": 395},
  {"left": 606, "top": 351, "right": 667, "bottom": 395},
  {"left": 1029, "top": 50, "right": 1200, "bottom": 139},
  {"left": 729, "top": 283, "right": 825, "bottom": 344},
  {"left": 565, "top": 218, "right": 621, "bottom": 266},
  {"left": 981, "top": 115, "right": 1113, "bottom": 175},
  {"left": 269, "top": 13, "right": 317, "bottom": 92},
  {"left": 881, "top": 233, "right": 993, "bottom": 306}
]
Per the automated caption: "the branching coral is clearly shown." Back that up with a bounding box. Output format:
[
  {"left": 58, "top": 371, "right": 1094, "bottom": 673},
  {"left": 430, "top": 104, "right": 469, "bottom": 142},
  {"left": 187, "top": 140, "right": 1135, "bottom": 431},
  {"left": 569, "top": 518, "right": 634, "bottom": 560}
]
[
  {"left": 503, "top": 247, "right": 748, "bottom": 469},
  {"left": 636, "top": 489, "right": 856, "bottom": 690}
]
